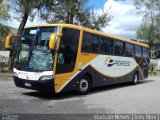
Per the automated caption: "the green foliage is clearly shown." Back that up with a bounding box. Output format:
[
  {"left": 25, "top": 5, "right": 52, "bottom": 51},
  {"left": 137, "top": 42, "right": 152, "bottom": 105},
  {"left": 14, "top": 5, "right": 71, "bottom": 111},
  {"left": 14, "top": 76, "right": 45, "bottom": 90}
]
[
  {"left": 0, "top": 23, "right": 10, "bottom": 37},
  {"left": 0, "top": 24, "right": 10, "bottom": 50},
  {"left": 149, "top": 63, "right": 157, "bottom": 75},
  {"left": 78, "top": 8, "right": 112, "bottom": 31},
  {"left": 136, "top": 19, "right": 156, "bottom": 47},
  {"left": 8, "top": 0, "right": 112, "bottom": 34},
  {"left": 0, "top": 0, "right": 10, "bottom": 50},
  {"left": 155, "top": 51, "right": 160, "bottom": 58},
  {"left": 134, "top": 0, "right": 160, "bottom": 48},
  {"left": 42, "top": 0, "right": 112, "bottom": 31},
  {"left": 42, "top": 0, "right": 85, "bottom": 24},
  {"left": 8, "top": 0, "right": 54, "bottom": 35},
  {"left": 0, "top": 0, "right": 10, "bottom": 22},
  {"left": 11, "top": 0, "right": 54, "bottom": 20}
]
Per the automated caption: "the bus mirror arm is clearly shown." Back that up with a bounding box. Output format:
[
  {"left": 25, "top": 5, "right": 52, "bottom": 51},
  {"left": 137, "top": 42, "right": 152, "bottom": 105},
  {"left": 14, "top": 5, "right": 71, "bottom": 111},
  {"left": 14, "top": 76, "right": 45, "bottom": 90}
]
[{"left": 50, "top": 48, "right": 59, "bottom": 55}]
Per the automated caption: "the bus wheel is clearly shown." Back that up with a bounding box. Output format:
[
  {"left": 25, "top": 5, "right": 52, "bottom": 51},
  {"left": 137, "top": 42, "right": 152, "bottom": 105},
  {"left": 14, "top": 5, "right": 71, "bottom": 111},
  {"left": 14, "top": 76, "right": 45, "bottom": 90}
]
[
  {"left": 132, "top": 72, "right": 138, "bottom": 85},
  {"left": 77, "top": 76, "right": 91, "bottom": 95}
]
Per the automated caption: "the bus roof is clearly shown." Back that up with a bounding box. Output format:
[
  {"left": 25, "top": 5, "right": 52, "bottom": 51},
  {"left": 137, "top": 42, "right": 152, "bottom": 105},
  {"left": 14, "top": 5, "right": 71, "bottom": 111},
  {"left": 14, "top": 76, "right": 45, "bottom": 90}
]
[{"left": 25, "top": 24, "right": 149, "bottom": 48}]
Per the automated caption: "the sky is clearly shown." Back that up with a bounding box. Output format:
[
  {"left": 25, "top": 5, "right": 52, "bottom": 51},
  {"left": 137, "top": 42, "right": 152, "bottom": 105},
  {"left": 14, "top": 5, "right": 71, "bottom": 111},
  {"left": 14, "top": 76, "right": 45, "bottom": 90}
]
[
  {"left": 102, "top": 0, "right": 142, "bottom": 39},
  {"left": 88, "top": 0, "right": 106, "bottom": 9},
  {"left": 6, "top": 0, "right": 142, "bottom": 39}
]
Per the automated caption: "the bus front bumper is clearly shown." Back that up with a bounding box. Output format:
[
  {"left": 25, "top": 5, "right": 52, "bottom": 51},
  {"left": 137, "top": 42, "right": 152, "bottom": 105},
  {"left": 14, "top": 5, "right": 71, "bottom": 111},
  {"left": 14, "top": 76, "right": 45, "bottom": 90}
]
[{"left": 13, "top": 76, "right": 55, "bottom": 93}]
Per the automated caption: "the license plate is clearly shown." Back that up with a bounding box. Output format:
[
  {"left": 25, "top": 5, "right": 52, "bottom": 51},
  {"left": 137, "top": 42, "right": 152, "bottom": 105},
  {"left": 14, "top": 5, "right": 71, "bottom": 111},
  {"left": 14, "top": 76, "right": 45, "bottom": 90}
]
[{"left": 24, "top": 83, "right": 32, "bottom": 87}]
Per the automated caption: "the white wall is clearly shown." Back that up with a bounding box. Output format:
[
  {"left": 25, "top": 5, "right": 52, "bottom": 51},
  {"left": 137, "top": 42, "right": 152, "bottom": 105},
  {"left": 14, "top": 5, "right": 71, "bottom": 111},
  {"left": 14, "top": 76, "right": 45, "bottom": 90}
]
[
  {"left": 150, "top": 59, "right": 160, "bottom": 70},
  {"left": 0, "top": 51, "right": 10, "bottom": 58}
]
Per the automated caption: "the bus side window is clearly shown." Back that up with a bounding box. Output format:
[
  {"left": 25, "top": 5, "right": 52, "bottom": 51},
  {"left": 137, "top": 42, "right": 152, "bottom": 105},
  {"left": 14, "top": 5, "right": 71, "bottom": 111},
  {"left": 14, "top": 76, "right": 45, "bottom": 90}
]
[
  {"left": 114, "top": 41, "right": 124, "bottom": 55},
  {"left": 135, "top": 45, "right": 142, "bottom": 58},
  {"left": 81, "top": 32, "right": 99, "bottom": 53},
  {"left": 142, "top": 47, "right": 149, "bottom": 58},
  {"left": 126, "top": 43, "right": 134, "bottom": 57},
  {"left": 100, "top": 36, "right": 113, "bottom": 55}
]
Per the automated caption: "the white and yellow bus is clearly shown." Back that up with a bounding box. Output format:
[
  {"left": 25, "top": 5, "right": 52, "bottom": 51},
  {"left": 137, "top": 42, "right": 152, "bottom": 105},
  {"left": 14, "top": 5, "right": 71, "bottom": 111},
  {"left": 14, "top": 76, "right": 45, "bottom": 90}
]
[{"left": 5, "top": 24, "right": 149, "bottom": 94}]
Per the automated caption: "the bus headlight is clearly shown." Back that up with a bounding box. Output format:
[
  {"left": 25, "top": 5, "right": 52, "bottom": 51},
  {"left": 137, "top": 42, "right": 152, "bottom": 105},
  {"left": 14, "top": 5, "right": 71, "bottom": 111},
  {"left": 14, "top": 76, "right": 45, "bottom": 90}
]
[{"left": 40, "top": 75, "right": 53, "bottom": 81}]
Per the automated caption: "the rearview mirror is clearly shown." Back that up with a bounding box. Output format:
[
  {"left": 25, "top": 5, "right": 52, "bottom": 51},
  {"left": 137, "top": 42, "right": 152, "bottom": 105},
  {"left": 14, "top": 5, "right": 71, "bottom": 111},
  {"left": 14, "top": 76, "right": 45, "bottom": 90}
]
[
  {"left": 5, "top": 35, "right": 21, "bottom": 50},
  {"left": 5, "top": 35, "right": 11, "bottom": 49},
  {"left": 49, "top": 33, "right": 62, "bottom": 49}
]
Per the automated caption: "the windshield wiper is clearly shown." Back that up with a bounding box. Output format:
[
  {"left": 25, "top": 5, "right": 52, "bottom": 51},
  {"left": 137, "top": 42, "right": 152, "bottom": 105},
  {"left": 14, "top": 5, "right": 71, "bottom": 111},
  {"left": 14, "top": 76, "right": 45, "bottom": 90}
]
[{"left": 27, "top": 28, "right": 39, "bottom": 65}]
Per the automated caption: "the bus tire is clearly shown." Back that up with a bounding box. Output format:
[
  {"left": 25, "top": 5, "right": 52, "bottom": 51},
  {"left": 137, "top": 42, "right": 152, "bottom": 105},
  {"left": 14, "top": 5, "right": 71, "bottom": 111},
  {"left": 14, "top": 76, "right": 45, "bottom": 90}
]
[
  {"left": 132, "top": 72, "right": 139, "bottom": 85},
  {"left": 77, "top": 76, "right": 92, "bottom": 95}
]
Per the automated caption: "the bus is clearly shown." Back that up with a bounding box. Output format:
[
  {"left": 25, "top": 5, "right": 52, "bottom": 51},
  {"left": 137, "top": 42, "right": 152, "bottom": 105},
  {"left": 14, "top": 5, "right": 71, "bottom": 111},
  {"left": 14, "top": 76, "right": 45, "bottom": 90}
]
[{"left": 5, "top": 24, "right": 150, "bottom": 94}]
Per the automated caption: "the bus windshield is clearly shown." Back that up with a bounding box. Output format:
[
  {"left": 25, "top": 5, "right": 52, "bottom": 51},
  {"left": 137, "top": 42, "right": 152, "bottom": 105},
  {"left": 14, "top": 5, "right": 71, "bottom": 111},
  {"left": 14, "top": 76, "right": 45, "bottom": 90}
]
[{"left": 14, "top": 26, "right": 60, "bottom": 71}]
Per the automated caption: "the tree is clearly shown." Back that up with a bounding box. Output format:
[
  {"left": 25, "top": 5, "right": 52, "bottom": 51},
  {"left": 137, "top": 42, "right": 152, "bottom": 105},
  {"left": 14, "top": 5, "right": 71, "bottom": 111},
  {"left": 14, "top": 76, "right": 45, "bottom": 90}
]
[
  {"left": 9, "top": 0, "right": 55, "bottom": 35},
  {"left": 0, "top": 24, "right": 10, "bottom": 38},
  {"left": 0, "top": 0, "right": 10, "bottom": 22},
  {"left": 136, "top": 19, "right": 156, "bottom": 47},
  {"left": 0, "top": 24, "right": 10, "bottom": 50},
  {"left": 134, "top": 0, "right": 160, "bottom": 48},
  {"left": 0, "top": 0, "right": 10, "bottom": 37},
  {"left": 0, "top": 0, "right": 10, "bottom": 50},
  {"left": 79, "top": 8, "right": 112, "bottom": 31},
  {"left": 42, "top": 0, "right": 112, "bottom": 31}
]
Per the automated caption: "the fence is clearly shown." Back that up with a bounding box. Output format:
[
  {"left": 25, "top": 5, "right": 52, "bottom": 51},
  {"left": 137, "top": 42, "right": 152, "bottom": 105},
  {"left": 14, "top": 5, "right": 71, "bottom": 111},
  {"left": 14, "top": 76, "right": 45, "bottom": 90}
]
[
  {"left": 150, "top": 58, "right": 160, "bottom": 70},
  {"left": 0, "top": 51, "right": 10, "bottom": 72}
]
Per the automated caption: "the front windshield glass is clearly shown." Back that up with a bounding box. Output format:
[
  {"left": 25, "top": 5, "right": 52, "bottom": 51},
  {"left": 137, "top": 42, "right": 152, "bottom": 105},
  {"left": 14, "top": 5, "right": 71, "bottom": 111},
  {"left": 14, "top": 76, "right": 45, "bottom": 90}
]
[{"left": 15, "top": 26, "right": 59, "bottom": 71}]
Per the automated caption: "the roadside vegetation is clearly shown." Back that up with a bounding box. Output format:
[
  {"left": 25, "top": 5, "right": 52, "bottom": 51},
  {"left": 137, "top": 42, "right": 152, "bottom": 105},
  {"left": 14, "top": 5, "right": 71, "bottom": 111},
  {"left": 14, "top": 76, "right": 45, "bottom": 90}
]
[
  {"left": 149, "top": 63, "right": 157, "bottom": 75},
  {"left": 134, "top": 0, "right": 160, "bottom": 54}
]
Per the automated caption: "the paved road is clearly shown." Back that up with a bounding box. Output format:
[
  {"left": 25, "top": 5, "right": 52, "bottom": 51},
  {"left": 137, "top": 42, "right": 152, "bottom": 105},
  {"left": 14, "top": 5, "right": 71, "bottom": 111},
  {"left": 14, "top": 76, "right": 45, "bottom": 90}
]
[{"left": 0, "top": 76, "right": 160, "bottom": 114}]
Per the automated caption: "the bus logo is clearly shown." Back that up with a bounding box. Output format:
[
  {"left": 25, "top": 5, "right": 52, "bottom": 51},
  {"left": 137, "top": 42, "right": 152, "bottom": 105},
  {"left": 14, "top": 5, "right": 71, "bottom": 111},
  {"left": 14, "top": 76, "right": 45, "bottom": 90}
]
[
  {"left": 107, "top": 59, "right": 114, "bottom": 67},
  {"left": 104, "top": 57, "right": 112, "bottom": 64},
  {"left": 104, "top": 57, "right": 114, "bottom": 67},
  {"left": 104, "top": 57, "right": 131, "bottom": 67}
]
